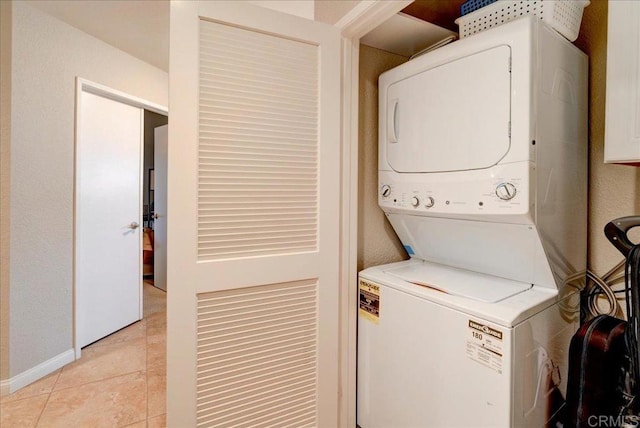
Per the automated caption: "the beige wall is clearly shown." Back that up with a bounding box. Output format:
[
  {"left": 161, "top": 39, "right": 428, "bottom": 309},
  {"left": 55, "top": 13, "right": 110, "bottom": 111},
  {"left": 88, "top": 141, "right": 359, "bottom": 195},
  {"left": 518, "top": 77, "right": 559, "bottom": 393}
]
[
  {"left": 315, "top": 0, "right": 360, "bottom": 25},
  {"left": 6, "top": 1, "right": 167, "bottom": 379},
  {"left": 358, "top": 45, "right": 408, "bottom": 270},
  {"left": 248, "top": 0, "right": 314, "bottom": 19},
  {"left": 575, "top": 0, "right": 640, "bottom": 275},
  {"left": 0, "top": 0, "right": 12, "bottom": 382}
]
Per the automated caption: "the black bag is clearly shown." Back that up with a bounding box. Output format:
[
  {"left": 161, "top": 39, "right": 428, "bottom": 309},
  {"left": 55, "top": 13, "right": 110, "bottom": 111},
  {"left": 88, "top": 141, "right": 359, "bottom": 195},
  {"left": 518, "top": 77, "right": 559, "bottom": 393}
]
[
  {"left": 564, "top": 315, "right": 628, "bottom": 427},
  {"left": 565, "top": 217, "right": 640, "bottom": 426}
]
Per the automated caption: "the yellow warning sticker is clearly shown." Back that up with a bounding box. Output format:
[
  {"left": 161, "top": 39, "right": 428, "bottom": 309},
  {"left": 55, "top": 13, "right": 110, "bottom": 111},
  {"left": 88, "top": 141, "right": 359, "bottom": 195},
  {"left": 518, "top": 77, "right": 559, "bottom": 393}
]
[{"left": 359, "top": 279, "right": 380, "bottom": 324}]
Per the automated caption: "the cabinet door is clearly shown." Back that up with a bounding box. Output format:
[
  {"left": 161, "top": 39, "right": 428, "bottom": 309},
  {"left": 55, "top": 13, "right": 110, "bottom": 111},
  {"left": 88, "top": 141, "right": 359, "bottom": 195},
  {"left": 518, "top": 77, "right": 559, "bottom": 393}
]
[{"left": 604, "top": 1, "right": 640, "bottom": 164}]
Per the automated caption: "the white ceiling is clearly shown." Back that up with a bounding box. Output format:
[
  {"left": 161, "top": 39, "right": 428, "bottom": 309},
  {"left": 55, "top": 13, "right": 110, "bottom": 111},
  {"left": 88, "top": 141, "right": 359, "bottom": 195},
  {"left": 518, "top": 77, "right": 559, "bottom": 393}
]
[{"left": 28, "top": 0, "right": 169, "bottom": 72}]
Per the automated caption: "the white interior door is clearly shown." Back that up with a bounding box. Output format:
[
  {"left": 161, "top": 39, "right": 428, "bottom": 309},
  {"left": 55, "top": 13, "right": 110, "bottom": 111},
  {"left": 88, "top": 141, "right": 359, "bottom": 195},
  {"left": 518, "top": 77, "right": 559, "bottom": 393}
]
[
  {"left": 77, "top": 90, "right": 143, "bottom": 348},
  {"left": 167, "top": 1, "right": 342, "bottom": 426},
  {"left": 153, "top": 125, "right": 168, "bottom": 291}
]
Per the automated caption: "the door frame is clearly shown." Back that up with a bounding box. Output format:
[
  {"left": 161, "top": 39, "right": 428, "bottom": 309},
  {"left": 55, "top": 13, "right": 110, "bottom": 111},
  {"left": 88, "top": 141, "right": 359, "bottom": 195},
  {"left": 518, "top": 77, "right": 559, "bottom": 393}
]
[
  {"left": 73, "top": 78, "right": 168, "bottom": 358},
  {"left": 335, "top": 1, "right": 412, "bottom": 425}
]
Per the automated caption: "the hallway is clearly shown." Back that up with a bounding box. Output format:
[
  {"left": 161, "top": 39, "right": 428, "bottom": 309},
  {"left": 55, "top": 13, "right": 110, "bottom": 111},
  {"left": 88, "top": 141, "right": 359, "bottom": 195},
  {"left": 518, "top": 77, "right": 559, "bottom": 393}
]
[{"left": 0, "top": 283, "right": 166, "bottom": 427}]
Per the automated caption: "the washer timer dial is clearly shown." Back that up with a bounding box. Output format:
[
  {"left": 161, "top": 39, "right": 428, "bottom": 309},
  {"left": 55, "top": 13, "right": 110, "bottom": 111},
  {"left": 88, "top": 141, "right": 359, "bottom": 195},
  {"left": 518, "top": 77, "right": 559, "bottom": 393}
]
[
  {"left": 424, "top": 196, "right": 435, "bottom": 208},
  {"left": 381, "top": 184, "right": 391, "bottom": 198},
  {"left": 495, "top": 183, "right": 517, "bottom": 201}
]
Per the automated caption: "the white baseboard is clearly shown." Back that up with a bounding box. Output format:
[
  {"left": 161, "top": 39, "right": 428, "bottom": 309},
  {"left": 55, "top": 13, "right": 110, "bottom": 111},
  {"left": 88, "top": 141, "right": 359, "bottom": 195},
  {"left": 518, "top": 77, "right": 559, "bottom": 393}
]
[{"left": 0, "top": 349, "right": 75, "bottom": 396}]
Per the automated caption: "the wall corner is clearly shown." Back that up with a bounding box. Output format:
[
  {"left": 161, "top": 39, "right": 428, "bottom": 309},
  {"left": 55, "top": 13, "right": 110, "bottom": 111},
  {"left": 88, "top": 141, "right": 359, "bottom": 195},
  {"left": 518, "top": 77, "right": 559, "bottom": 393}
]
[{"left": 0, "top": 0, "right": 13, "bottom": 385}]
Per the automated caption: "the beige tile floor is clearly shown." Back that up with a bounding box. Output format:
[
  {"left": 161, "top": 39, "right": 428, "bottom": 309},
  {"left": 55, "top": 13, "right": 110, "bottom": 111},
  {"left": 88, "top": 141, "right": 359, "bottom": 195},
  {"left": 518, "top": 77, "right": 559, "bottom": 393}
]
[{"left": 1, "top": 282, "right": 166, "bottom": 428}]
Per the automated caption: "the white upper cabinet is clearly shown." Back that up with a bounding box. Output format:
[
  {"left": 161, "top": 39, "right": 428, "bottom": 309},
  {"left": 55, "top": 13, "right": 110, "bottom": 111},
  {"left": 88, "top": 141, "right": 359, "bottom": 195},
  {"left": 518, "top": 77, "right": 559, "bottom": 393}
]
[{"left": 604, "top": 1, "right": 640, "bottom": 164}]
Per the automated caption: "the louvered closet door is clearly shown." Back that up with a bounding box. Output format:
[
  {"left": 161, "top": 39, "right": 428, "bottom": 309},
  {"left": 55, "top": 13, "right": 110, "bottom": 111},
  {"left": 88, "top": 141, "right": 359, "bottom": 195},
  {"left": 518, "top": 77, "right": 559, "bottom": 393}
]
[{"left": 167, "top": 2, "right": 342, "bottom": 427}]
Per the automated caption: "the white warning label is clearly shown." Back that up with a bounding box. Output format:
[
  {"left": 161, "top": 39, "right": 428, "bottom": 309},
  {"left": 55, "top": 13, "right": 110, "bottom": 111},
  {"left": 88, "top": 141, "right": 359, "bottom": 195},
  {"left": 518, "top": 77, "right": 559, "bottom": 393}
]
[{"left": 466, "top": 319, "right": 503, "bottom": 374}]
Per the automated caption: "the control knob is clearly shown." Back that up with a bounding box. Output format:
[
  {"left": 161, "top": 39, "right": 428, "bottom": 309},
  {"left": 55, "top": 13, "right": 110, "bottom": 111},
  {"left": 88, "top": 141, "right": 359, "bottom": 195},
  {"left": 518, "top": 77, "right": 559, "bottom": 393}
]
[
  {"left": 424, "top": 196, "right": 435, "bottom": 208},
  {"left": 410, "top": 196, "right": 420, "bottom": 207},
  {"left": 496, "top": 183, "right": 517, "bottom": 201},
  {"left": 381, "top": 184, "right": 391, "bottom": 198}
]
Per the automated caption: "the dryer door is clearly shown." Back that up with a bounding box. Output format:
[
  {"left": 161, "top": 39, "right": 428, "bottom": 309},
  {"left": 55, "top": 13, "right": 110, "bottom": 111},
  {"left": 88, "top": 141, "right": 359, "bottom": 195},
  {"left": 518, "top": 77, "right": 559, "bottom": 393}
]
[{"left": 386, "top": 45, "right": 511, "bottom": 173}]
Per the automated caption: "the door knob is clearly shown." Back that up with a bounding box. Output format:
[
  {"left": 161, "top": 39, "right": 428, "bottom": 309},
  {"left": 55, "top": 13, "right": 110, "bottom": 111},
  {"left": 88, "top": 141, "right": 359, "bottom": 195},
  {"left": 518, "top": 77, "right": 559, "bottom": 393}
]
[
  {"left": 129, "top": 222, "right": 140, "bottom": 230},
  {"left": 154, "top": 213, "right": 160, "bottom": 220}
]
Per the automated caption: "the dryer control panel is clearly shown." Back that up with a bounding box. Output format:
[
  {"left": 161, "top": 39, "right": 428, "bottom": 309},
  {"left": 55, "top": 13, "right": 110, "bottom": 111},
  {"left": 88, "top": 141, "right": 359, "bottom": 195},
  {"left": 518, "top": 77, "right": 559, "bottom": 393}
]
[{"left": 378, "top": 162, "right": 532, "bottom": 222}]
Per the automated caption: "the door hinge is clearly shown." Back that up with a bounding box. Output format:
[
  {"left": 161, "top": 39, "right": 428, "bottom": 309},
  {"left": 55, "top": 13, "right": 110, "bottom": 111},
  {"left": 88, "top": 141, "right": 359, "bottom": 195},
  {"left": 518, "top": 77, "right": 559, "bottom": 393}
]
[
  {"left": 508, "top": 56, "right": 512, "bottom": 72},
  {"left": 508, "top": 121, "right": 511, "bottom": 138}
]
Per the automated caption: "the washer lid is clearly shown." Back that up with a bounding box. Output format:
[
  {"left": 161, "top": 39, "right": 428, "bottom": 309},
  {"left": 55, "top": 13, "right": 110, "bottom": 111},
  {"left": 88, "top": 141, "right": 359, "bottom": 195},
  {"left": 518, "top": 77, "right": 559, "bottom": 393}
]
[{"left": 384, "top": 261, "right": 531, "bottom": 303}]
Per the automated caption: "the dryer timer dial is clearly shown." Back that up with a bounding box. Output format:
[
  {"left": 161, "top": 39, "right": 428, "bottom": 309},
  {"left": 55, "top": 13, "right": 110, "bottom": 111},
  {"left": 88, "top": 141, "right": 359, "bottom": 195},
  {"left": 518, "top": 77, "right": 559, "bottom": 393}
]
[
  {"left": 496, "top": 183, "right": 517, "bottom": 201},
  {"left": 381, "top": 184, "right": 391, "bottom": 197}
]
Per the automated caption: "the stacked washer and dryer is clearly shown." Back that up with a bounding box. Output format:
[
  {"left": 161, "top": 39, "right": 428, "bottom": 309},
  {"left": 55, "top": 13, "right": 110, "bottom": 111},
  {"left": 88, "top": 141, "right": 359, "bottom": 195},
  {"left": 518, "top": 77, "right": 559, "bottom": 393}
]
[{"left": 357, "top": 16, "right": 588, "bottom": 427}]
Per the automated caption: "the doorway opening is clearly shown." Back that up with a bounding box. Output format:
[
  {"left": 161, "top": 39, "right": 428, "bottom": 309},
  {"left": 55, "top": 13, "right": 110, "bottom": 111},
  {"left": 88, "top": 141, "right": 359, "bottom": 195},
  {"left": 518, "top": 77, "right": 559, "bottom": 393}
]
[
  {"left": 143, "top": 112, "right": 168, "bottom": 293},
  {"left": 74, "top": 79, "right": 168, "bottom": 358}
]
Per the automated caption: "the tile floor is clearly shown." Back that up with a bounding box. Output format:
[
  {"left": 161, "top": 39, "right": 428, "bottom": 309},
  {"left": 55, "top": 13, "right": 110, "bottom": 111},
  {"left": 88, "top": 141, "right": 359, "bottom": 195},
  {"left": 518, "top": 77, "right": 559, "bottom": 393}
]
[{"left": 1, "top": 282, "right": 167, "bottom": 428}]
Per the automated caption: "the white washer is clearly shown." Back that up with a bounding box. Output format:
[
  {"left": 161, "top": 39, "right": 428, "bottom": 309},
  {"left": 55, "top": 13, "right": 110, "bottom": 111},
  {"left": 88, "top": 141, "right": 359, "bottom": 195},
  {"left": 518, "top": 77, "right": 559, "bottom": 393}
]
[
  {"left": 357, "top": 259, "right": 578, "bottom": 427},
  {"left": 357, "top": 16, "right": 588, "bottom": 428}
]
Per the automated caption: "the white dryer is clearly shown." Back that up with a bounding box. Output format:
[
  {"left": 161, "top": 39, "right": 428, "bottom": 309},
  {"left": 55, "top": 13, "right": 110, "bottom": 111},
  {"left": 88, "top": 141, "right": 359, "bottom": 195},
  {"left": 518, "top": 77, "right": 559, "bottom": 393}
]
[{"left": 357, "top": 16, "right": 588, "bottom": 427}]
